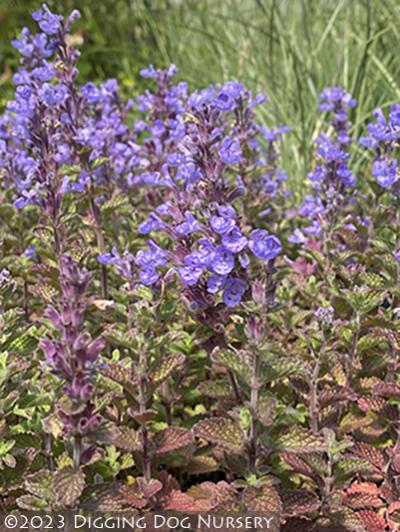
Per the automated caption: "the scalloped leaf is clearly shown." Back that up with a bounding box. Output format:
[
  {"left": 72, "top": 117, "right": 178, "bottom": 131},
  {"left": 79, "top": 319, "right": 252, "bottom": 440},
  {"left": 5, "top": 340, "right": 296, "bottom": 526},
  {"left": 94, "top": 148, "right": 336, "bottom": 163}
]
[
  {"left": 186, "top": 456, "right": 219, "bottom": 475},
  {"left": 343, "top": 492, "right": 383, "bottom": 510},
  {"left": 357, "top": 511, "right": 386, "bottom": 532},
  {"left": 136, "top": 477, "right": 162, "bottom": 498},
  {"left": 149, "top": 353, "right": 185, "bottom": 387},
  {"left": 53, "top": 468, "right": 85, "bottom": 507},
  {"left": 163, "top": 489, "right": 211, "bottom": 512},
  {"left": 197, "top": 481, "right": 238, "bottom": 511},
  {"left": 319, "top": 387, "right": 357, "bottom": 408},
  {"left": 350, "top": 442, "right": 387, "bottom": 473},
  {"left": 198, "top": 380, "right": 232, "bottom": 399},
  {"left": 334, "top": 458, "right": 372, "bottom": 480},
  {"left": 193, "top": 417, "right": 244, "bottom": 453},
  {"left": 373, "top": 382, "right": 400, "bottom": 398},
  {"left": 276, "top": 427, "right": 325, "bottom": 454},
  {"left": 151, "top": 427, "right": 193, "bottom": 455},
  {"left": 278, "top": 453, "right": 320, "bottom": 481},
  {"left": 112, "top": 426, "right": 141, "bottom": 452},
  {"left": 24, "top": 470, "right": 53, "bottom": 501},
  {"left": 101, "top": 194, "right": 128, "bottom": 214},
  {"left": 242, "top": 483, "right": 282, "bottom": 513},
  {"left": 82, "top": 483, "right": 143, "bottom": 511},
  {"left": 17, "top": 495, "right": 49, "bottom": 511},
  {"left": 211, "top": 349, "right": 252, "bottom": 382},
  {"left": 281, "top": 490, "right": 320, "bottom": 517},
  {"left": 100, "top": 363, "right": 135, "bottom": 387}
]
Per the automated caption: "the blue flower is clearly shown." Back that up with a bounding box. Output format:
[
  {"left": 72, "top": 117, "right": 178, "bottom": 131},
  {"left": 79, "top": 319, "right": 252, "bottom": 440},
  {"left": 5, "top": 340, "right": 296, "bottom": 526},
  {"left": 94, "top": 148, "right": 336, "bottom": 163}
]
[
  {"left": 210, "top": 246, "right": 235, "bottom": 275},
  {"left": 238, "top": 253, "right": 250, "bottom": 269},
  {"left": 32, "top": 5, "right": 63, "bottom": 35},
  {"left": 372, "top": 159, "right": 397, "bottom": 188},
  {"left": 178, "top": 265, "right": 203, "bottom": 286},
  {"left": 185, "top": 239, "right": 215, "bottom": 267},
  {"left": 337, "top": 163, "right": 356, "bottom": 187},
  {"left": 288, "top": 229, "right": 306, "bottom": 244},
  {"left": 139, "top": 268, "right": 159, "bottom": 285},
  {"left": 219, "top": 137, "right": 242, "bottom": 165},
  {"left": 176, "top": 212, "right": 202, "bottom": 236},
  {"left": 249, "top": 230, "right": 282, "bottom": 260},
  {"left": 139, "top": 213, "right": 166, "bottom": 234},
  {"left": 389, "top": 104, "right": 400, "bottom": 127},
  {"left": 206, "top": 273, "right": 227, "bottom": 293},
  {"left": 213, "top": 91, "right": 235, "bottom": 112},
  {"left": 98, "top": 247, "right": 122, "bottom": 266},
  {"left": 24, "top": 244, "right": 37, "bottom": 259},
  {"left": 210, "top": 215, "right": 235, "bottom": 235},
  {"left": 222, "top": 278, "right": 247, "bottom": 307},
  {"left": 222, "top": 227, "right": 248, "bottom": 253}
]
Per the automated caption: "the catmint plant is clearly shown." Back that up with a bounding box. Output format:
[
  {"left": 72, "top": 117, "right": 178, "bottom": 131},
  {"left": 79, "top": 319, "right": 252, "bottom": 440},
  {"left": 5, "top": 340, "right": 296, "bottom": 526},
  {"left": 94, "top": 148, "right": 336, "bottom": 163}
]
[
  {"left": 290, "top": 87, "right": 357, "bottom": 244},
  {"left": 40, "top": 255, "right": 104, "bottom": 471}
]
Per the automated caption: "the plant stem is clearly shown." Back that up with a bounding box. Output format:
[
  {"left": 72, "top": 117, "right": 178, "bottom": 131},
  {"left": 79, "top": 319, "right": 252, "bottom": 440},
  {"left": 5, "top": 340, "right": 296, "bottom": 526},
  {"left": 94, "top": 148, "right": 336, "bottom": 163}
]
[
  {"left": 346, "top": 312, "right": 360, "bottom": 387},
  {"left": 139, "top": 349, "right": 151, "bottom": 481},
  {"left": 44, "top": 433, "right": 54, "bottom": 472},
  {"left": 72, "top": 434, "right": 82, "bottom": 472},
  {"left": 309, "top": 357, "right": 321, "bottom": 435},
  {"left": 227, "top": 369, "right": 241, "bottom": 404},
  {"left": 23, "top": 278, "right": 29, "bottom": 322},
  {"left": 89, "top": 196, "right": 108, "bottom": 299},
  {"left": 162, "top": 381, "right": 173, "bottom": 426},
  {"left": 249, "top": 352, "right": 261, "bottom": 473}
]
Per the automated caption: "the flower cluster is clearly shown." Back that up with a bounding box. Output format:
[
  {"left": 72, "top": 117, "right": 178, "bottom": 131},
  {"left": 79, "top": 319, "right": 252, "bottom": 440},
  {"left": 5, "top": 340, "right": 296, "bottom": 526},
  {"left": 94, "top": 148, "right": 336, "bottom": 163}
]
[
  {"left": 1, "top": 4, "right": 134, "bottom": 217},
  {"left": 39, "top": 256, "right": 104, "bottom": 456},
  {"left": 96, "top": 70, "right": 284, "bottom": 307},
  {"left": 135, "top": 203, "right": 281, "bottom": 307},
  {"left": 360, "top": 105, "right": 400, "bottom": 189},
  {"left": 289, "top": 87, "right": 357, "bottom": 241}
]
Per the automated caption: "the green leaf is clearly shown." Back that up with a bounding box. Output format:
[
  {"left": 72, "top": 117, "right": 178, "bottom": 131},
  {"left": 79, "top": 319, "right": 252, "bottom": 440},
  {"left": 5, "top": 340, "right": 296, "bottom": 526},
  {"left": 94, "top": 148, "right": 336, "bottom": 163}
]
[
  {"left": 211, "top": 349, "right": 252, "bottom": 383},
  {"left": 0, "top": 439, "right": 15, "bottom": 456},
  {"left": 17, "top": 495, "right": 49, "bottom": 511},
  {"left": 24, "top": 470, "right": 54, "bottom": 501},
  {"left": 242, "top": 483, "right": 282, "bottom": 513},
  {"left": 193, "top": 417, "right": 244, "bottom": 453},
  {"left": 149, "top": 353, "right": 185, "bottom": 388},
  {"left": 53, "top": 467, "right": 85, "bottom": 508},
  {"left": 112, "top": 426, "right": 141, "bottom": 452},
  {"left": 276, "top": 427, "right": 326, "bottom": 454},
  {"left": 151, "top": 427, "right": 193, "bottom": 455}
]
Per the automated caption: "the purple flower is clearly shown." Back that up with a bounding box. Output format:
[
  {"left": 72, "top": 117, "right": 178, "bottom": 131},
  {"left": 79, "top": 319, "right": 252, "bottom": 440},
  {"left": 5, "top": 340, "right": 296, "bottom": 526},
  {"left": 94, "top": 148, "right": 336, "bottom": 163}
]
[
  {"left": 178, "top": 265, "right": 203, "bottom": 286},
  {"left": 0, "top": 269, "right": 11, "bottom": 289},
  {"left": 176, "top": 212, "right": 202, "bottom": 235},
  {"left": 139, "top": 268, "right": 159, "bottom": 285},
  {"left": 185, "top": 239, "right": 215, "bottom": 267},
  {"left": 372, "top": 159, "right": 397, "bottom": 188},
  {"left": 219, "top": 137, "right": 242, "bottom": 165},
  {"left": 238, "top": 253, "right": 250, "bottom": 269},
  {"left": 288, "top": 229, "right": 306, "bottom": 244},
  {"left": 32, "top": 5, "right": 63, "bottom": 35},
  {"left": 139, "top": 213, "right": 166, "bottom": 234},
  {"left": 249, "top": 230, "right": 282, "bottom": 260},
  {"left": 389, "top": 104, "right": 400, "bottom": 127},
  {"left": 337, "top": 163, "right": 355, "bottom": 187},
  {"left": 24, "top": 244, "right": 37, "bottom": 259},
  {"left": 222, "top": 278, "right": 247, "bottom": 307},
  {"left": 210, "top": 215, "right": 235, "bottom": 235},
  {"left": 210, "top": 246, "right": 235, "bottom": 275},
  {"left": 213, "top": 91, "right": 236, "bottom": 112},
  {"left": 222, "top": 227, "right": 248, "bottom": 253},
  {"left": 206, "top": 273, "right": 227, "bottom": 293}
]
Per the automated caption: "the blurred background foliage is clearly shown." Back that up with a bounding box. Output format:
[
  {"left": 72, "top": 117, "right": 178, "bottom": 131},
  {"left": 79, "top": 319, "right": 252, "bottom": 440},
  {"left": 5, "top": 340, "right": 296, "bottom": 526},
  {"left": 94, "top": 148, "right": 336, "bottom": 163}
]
[{"left": 0, "top": 0, "right": 399, "bottom": 198}]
